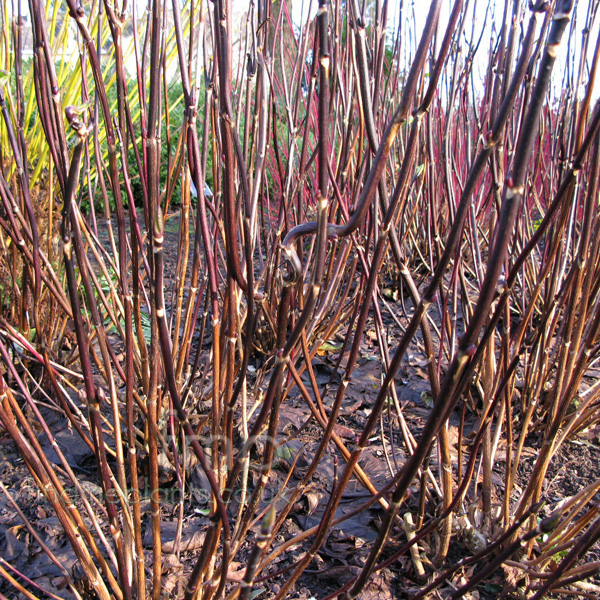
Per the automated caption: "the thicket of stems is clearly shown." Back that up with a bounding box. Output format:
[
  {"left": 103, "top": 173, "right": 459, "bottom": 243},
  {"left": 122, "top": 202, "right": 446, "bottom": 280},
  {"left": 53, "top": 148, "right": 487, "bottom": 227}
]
[{"left": 1, "top": 0, "right": 600, "bottom": 598}]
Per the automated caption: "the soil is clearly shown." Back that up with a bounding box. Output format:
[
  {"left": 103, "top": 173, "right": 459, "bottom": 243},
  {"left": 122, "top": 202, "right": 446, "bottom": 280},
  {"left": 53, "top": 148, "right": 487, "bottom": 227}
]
[{"left": 1, "top": 211, "right": 599, "bottom": 600}]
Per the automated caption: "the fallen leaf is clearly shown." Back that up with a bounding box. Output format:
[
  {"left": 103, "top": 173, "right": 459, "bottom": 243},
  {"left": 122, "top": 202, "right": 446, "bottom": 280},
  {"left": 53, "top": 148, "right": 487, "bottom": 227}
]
[
  {"left": 143, "top": 519, "right": 206, "bottom": 553},
  {"left": 4, "top": 525, "right": 28, "bottom": 565},
  {"left": 226, "top": 561, "right": 245, "bottom": 582},
  {"left": 333, "top": 424, "right": 357, "bottom": 440},
  {"left": 161, "top": 554, "right": 184, "bottom": 596},
  {"left": 356, "top": 570, "right": 395, "bottom": 600}
]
